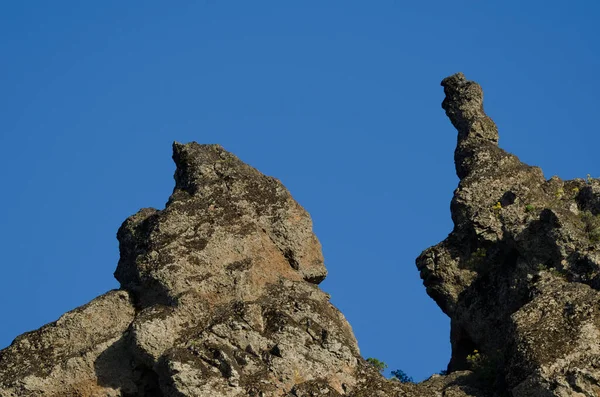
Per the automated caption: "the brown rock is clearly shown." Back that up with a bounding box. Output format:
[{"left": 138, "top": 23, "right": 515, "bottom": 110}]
[
  {"left": 6, "top": 142, "right": 477, "bottom": 396},
  {"left": 418, "top": 73, "right": 600, "bottom": 395},
  {"left": 0, "top": 290, "right": 136, "bottom": 396},
  {"left": 13, "top": 74, "right": 587, "bottom": 396}
]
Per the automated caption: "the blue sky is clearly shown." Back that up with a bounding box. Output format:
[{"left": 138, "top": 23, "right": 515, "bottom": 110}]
[{"left": 1, "top": 1, "right": 599, "bottom": 382}]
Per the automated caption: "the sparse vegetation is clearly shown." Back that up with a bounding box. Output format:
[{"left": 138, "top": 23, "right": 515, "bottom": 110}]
[
  {"left": 366, "top": 357, "right": 387, "bottom": 374},
  {"left": 525, "top": 204, "right": 535, "bottom": 213},
  {"left": 548, "top": 267, "right": 567, "bottom": 279},
  {"left": 555, "top": 188, "right": 565, "bottom": 199},
  {"left": 536, "top": 263, "right": 567, "bottom": 279},
  {"left": 580, "top": 211, "right": 600, "bottom": 244},
  {"left": 466, "top": 349, "right": 483, "bottom": 369},
  {"left": 390, "top": 369, "right": 413, "bottom": 383},
  {"left": 491, "top": 201, "right": 502, "bottom": 218},
  {"left": 466, "top": 349, "right": 501, "bottom": 386},
  {"left": 465, "top": 247, "right": 487, "bottom": 269}
]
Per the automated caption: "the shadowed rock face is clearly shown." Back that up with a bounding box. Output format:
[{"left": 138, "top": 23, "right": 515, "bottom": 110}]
[
  {"left": 418, "top": 73, "right": 600, "bottom": 395},
  {"left": 115, "top": 143, "right": 328, "bottom": 309},
  {"left": 1, "top": 141, "right": 483, "bottom": 396},
  {"left": 3, "top": 74, "right": 596, "bottom": 397}
]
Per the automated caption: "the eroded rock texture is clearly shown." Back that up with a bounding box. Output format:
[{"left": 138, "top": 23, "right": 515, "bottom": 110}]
[
  {"left": 418, "top": 73, "right": 600, "bottom": 395},
  {"left": 2, "top": 142, "right": 484, "bottom": 396},
  {"left": 2, "top": 73, "right": 596, "bottom": 397}
]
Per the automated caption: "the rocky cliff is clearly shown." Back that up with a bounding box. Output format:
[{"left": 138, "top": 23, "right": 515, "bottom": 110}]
[
  {"left": 1, "top": 73, "right": 599, "bottom": 397},
  {"left": 416, "top": 73, "right": 600, "bottom": 396}
]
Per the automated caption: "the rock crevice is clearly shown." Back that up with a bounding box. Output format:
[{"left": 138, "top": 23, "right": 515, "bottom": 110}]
[
  {"left": 419, "top": 73, "right": 600, "bottom": 395},
  {"left": 2, "top": 73, "right": 599, "bottom": 396}
]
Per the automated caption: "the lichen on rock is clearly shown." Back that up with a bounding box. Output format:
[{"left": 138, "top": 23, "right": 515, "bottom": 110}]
[
  {"left": 3, "top": 73, "right": 598, "bottom": 396},
  {"left": 418, "top": 73, "right": 600, "bottom": 396},
  {"left": 5, "top": 142, "right": 451, "bottom": 396}
]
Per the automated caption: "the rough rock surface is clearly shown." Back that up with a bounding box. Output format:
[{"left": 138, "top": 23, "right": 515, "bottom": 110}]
[
  {"left": 1, "top": 73, "right": 596, "bottom": 396},
  {"left": 1, "top": 141, "right": 484, "bottom": 396},
  {"left": 418, "top": 72, "right": 600, "bottom": 396}
]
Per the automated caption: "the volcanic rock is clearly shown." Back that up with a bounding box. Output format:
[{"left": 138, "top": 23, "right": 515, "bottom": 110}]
[
  {"left": 3, "top": 73, "right": 597, "bottom": 397},
  {"left": 418, "top": 72, "right": 600, "bottom": 395},
  {"left": 2, "top": 141, "right": 482, "bottom": 396}
]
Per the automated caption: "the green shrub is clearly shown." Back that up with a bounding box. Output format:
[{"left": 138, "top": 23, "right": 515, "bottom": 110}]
[
  {"left": 491, "top": 202, "right": 502, "bottom": 217},
  {"left": 366, "top": 357, "right": 387, "bottom": 374},
  {"left": 548, "top": 267, "right": 567, "bottom": 279},
  {"left": 464, "top": 247, "right": 487, "bottom": 270},
  {"left": 555, "top": 188, "right": 565, "bottom": 199},
  {"left": 391, "top": 369, "right": 413, "bottom": 383},
  {"left": 580, "top": 211, "right": 600, "bottom": 243},
  {"left": 466, "top": 349, "right": 500, "bottom": 386},
  {"left": 466, "top": 350, "right": 483, "bottom": 368}
]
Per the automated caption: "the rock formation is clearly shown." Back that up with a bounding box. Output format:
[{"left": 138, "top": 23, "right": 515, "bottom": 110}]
[
  {"left": 0, "top": 141, "right": 477, "bottom": 397},
  {"left": 1, "top": 73, "right": 599, "bottom": 396},
  {"left": 418, "top": 73, "right": 600, "bottom": 395}
]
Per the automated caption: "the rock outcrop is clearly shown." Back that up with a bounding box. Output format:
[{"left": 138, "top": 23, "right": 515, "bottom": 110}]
[
  {"left": 1, "top": 73, "right": 598, "bottom": 396},
  {"left": 418, "top": 72, "right": 600, "bottom": 395},
  {"left": 0, "top": 141, "right": 483, "bottom": 397}
]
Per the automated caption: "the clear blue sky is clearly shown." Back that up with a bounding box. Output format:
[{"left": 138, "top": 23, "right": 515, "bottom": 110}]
[{"left": 1, "top": 1, "right": 599, "bottom": 382}]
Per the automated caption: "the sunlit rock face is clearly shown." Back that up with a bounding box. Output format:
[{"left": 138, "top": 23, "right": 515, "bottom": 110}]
[
  {"left": 2, "top": 141, "right": 482, "bottom": 397},
  {"left": 5, "top": 73, "right": 597, "bottom": 397},
  {"left": 418, "top": 73, "right": 600, "bottom": 396},
  {"left": 111, "top": 143, "right": 361, "bottom": 396}
]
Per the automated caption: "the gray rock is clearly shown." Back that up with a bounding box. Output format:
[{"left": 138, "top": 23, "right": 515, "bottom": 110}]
[
  {"left": 9, "top": 72, "right": 590, "bottom": 396},
  {"left": 0, "top": 290, "right": 136, "bottom": 396},
  {"left": 418, "top": 73, "right": 600, "bottom": 395},
  {"left": 7, "top": 142, "right": 471, "bottom": 396}
]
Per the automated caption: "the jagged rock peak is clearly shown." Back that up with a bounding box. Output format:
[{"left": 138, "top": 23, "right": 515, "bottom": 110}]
[
  {"left": 0, "top": 140, "right": 486, "bottom": 397},
  {"left": 6, "top": 86, "right": 555, "bottom": 397},
  {"left": 171, "top": 142, "right": 248, "bottom": 195},
  {"left": 418, "top": 73, "right": 600, "bottom": 395},
  {"left": 115, "top": 142, "right": 328, "bottom": 308},
  {"left": 442, "top": 73, "right": 500, "bottom": 179},
  {"left": 441, "top": 72, "right": 498, "bottom": 145}
]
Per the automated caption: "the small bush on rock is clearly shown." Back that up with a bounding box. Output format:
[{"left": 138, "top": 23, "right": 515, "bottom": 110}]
[
  {"left": 366, "top": 357, "right": 388, "bottom": 374},
  {"left": 391, "top": 369, "right": 414, "bottom": 383},
  {"left": 580, "top": 211, "right": 600, "bottom": 243}
]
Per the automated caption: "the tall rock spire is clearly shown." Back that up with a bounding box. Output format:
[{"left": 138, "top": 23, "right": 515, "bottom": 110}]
[
  {"left": 7, "top": 74, "right": 599, "bottom": 396},
  {"left": 441, "top": 72, "right": 498, "bottom": 145},
  {"left": 441, "top": 72, "right": 499, "bottom": 179},
  {"left": 419, "top": 73, "right": 600, "bottom": 395}
]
